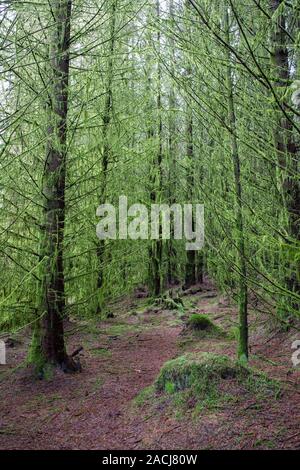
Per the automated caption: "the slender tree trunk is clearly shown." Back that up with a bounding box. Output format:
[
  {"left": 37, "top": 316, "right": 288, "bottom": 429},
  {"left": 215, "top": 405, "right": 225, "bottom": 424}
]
[
  {"left": 167, "top": 0, "right": 178, "bottom": 286},
  {"left": 149, "top": 0, "right": 163, "bottom": 297},
  {"left": 196, "top": 251, "right": 204, "bottom": 283},
  {"left": 224, "top": 6, "right": 248, "bottom": 361},
  {"left": 184, "top": 0, "right": 201, "bottom": 288},
  {"left": 185, "top": 106, "right": 197, "bottom": 288},
  {"left": 96, "top": 0, "right": 117, "bottom": 314},
  {"left": 30, "top": 0, "right": 75, "bottom": 371}
]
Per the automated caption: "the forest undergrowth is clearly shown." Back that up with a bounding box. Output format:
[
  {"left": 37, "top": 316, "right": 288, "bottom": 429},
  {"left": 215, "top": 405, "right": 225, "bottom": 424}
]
[{"left": 0, "top": 280, "right": 299, "bottom": 450}]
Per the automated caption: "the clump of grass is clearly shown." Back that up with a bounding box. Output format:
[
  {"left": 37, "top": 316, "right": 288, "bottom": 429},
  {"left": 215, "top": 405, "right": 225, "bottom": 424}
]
[{"left": 183, "top": 313, "right": 225, "bottom": 338}]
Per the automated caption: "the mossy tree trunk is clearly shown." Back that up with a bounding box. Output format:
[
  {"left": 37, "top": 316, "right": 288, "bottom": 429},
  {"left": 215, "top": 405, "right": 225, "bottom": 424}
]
[
  {"left": 96, "top": 0, "right": 117, "bottom": 314},
  {"left": 224, "top": 6, "right": 248, "bottom": 362},
  {"left": 149, "top": 0, "right": 164, "bottom": 297},
  {"left": 30, "top": 0, "right": 73, "bottom": 370},
  {"left": 184, "top": 0, "right": 203, "bottom": 288},
  {"left": 185, "top": 106, "right": 197, "bottom": 288},
  {"left": 270, "top": 0, "right": 300, "bottom": 306},
  {"left": 167, "top": 0, "right": 179, "bottom": 286}
]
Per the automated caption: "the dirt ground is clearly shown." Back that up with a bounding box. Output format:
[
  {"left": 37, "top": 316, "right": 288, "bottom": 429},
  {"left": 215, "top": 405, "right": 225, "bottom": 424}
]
[{"left": 0, "top": 283, "right": 299, "bottom": 450}]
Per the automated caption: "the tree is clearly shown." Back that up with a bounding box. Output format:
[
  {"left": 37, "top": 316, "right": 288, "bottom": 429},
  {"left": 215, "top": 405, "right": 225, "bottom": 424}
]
[
  {"left": 224, "top": 5, "right": 248, "bottom": 361},
  {"left": 1, "top": 0, "right": 299, "bottom": 372},
  {"left": 95, "top": 0, "right": 118, "bottom": 314},
  {"left": 148, "top": 0, "right": 164, "bottom": 297},
  {"left": 29, "top": 0, "right": 76, "bottom": 371}
]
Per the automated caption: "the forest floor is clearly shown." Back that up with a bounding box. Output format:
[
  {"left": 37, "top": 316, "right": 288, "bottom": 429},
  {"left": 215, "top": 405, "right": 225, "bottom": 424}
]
[{"left": 0, "top": 281, "right": 299, "bottom": 450}]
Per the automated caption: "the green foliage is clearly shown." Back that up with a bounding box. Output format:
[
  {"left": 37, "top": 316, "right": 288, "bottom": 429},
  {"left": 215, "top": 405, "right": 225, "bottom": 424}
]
[{"left": 0, "top": 0, "right": 299, "bottom": 367}]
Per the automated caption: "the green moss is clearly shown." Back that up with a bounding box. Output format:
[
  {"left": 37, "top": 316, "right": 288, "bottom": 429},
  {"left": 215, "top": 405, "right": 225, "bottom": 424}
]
[
  {"left": 164, "top": 380, "right": 176, "bottom": 394},
  {"left": 27, "top": 327, "right": 46, "bottom": 373},
  {"left": 185, "top": 314, "right": 225, "bottom": 338},
  {"left": 193, "top": 392, "right": 236, "bottom": 414},
  {"left": 27, "top": 327, "right": 55, "bottom": 380},
  {"left": 254, "top": 438, "right": 276, "bottom": 449},
  {"left": 189, "top": 313, "right": 212, "bottom": 328},
  {"left": 134, "top": 298, "right": 151, "bottom": 313},
  {"left": 152, "top": 294, "right": 184, "bottom": 312},
  {"left": 134, "top": 352, "right": 280, "bottom": 419},
  {"left": 177, "top": 337, "right": 195, "bottom": 349},
  {"left": 155, "top": 353, "right": 243, "bottom": 393},
  {"left": 228, "top": 325, "right": 239, "bottom": 340},
  {"left": 155, "top": 352, "right": 280, "bottom": 408},
  {"left": 105, "top": 323, "right": 137, "bottom": 336},
  {"left": 245, "top": 369, "right": 281, "bottom": 399},
  {"left": 133, "top": 385, "right": 155, "bottom": 406},
  {"left": 90, "top": 347, "right": 112, "bottom": 357}
]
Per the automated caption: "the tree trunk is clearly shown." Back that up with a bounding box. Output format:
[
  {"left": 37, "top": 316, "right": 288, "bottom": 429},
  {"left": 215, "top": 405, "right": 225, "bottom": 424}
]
[
  {"left": 185, "top": 108, "right": 197, "bottom": 288},
  {"left": 184, "top": 0, "right": 200, "bottom": 288},
  {"left": 149, "top": 0, "right": 163, "bottom": 297},
  {"left": 167, "top": 0, "right": 179, "bottom": 286},
  {"left": 96, "top": 0, "right": 117, "bottom": 314},
  {"left": 224, "top": 6, "right": 248, "bottom": 362},
  {"left": 30, "top": 0, "right": 74, "bottom": 371}
]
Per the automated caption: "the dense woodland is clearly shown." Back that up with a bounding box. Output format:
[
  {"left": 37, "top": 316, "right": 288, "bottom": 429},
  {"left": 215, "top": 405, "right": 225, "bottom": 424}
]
[{"left": 0, "top": 0, "right": 299, "bottom": 451}]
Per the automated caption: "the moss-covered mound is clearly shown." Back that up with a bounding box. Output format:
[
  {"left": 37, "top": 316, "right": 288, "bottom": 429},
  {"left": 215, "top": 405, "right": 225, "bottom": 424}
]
[
  {"left": 155, "top": 352, "right": 245, "bottom": 393},
  {"left": 155, "top": 352, "right": 280, "bottom": 400},
  {"left": 183, "top": 313, "right": 225, "bottom": 338}
]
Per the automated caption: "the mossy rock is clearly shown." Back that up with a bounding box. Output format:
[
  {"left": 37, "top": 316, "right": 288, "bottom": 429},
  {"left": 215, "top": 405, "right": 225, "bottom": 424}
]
[{"left": 183, "top": 314, "right": 225, "bottom": 338}]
